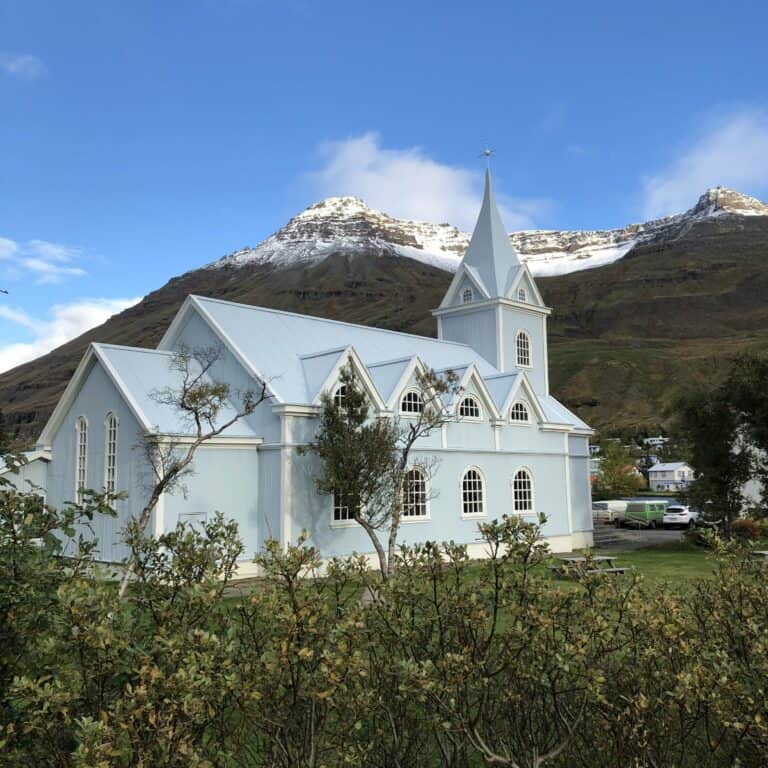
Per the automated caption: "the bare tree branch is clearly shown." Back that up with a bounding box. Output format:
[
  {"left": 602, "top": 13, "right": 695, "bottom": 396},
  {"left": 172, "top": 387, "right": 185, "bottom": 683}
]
[{"left": 118, "top": 344, "right": 270, "bottom": 599}]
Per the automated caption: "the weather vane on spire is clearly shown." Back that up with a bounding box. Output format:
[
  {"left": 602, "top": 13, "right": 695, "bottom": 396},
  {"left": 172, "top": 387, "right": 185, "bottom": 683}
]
[{"left": 478, "top": 147, "right": 494, "bottom": 169}]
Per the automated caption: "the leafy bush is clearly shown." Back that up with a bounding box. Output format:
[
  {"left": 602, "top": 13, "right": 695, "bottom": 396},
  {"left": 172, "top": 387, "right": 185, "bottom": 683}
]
[
  {"left": 3, "top": 465, "right": 768, "bottom": 766},
  {"left": 731, "top": 517, "right": 761, "bottom": 540}
]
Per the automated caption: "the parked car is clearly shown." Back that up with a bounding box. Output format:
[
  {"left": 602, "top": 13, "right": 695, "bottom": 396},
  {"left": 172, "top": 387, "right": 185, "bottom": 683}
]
[
  {"left": 592, "top": 500, "right": 628, "bottom": 525},
  {"left": 663, "top": 504, "right": 700, "bottom": 529},
  {"left": 624, "top": 500, "right": 667, "bottom": 528}
]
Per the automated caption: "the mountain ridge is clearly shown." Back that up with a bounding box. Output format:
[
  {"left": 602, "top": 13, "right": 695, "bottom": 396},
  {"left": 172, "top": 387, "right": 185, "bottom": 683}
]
[
  {"left": 209, "top": 186, "right": 768, "bottom": 277},
  {"left": 2, "top": 185, "right": 768, "bottom": 445}
]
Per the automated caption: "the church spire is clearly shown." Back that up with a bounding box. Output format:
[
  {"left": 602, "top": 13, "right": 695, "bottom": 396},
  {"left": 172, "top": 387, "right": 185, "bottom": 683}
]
[{"left": 459, "top": 169, "right": 522, "bottom": 298}]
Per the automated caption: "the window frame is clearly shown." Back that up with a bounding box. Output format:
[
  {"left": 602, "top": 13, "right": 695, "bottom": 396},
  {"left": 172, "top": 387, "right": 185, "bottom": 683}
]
[
  {"left": 515, "top": 330, "right": 532, "bottom": 368},
  {"left": 103, "top": 411, "right": 118, "bottom": 500},
  {"left": 331, "top": 488, "right": 360, "bottom": 527},
  {"left": 509, "top": 401, "right": 530, "bottom": 424},
  {"left": 457, "top": 395, "right": 482, "bottom": 421},
  {"left": 461, "top": 287, "right": 474, "bottom": 304},
  {"left": 460, "top": 466, "right": 486, "bottom": 518},
  {"left": 401, "top": 467, "right": 430, "bottom": 522},
  {"left": 75, "top": 416, "right": 88, "bottom": 504},
  {"left": 333, "top": 384, "right": 347, "bottom": 410},
  {"left": 400, "top": 389, "right": 425, "bottom": 416},
  {"left": 517, "top": 287, "right": 527, "bottom": 303},
  {"left": 512, "top": 467, "right": 535, "bottom": 517}
]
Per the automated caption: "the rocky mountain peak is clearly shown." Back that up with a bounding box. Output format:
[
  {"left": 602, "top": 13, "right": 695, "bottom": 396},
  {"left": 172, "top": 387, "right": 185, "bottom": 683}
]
[
  {"left": 690, "top": 187, "right": 768, "bottom": 217},
  {"left": 295, "top": 196, "right": 372, "bottom": 219}
]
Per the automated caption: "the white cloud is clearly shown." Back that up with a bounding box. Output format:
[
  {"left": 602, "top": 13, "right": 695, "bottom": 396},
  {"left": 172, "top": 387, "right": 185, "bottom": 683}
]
[
  {"left": 643, "top": 109, "right": 768, "bottom": 219},
  {"left": 1, "top": 237, "right": 88, "bottom": 283},
  {"left": 0, "top": 53, "right": 46, "bottom": 79},
  {"left": 0, "top": 298, "right": 140, "bottom": 373},
  {"left": 308, "top": 132, "right": 550, "bottom": 231},
  {"left": 0, "top": 238, "right": 18, "bottom": 260},
  {"left": 21, "top": 258, "right": 87, "bottom": 283}
]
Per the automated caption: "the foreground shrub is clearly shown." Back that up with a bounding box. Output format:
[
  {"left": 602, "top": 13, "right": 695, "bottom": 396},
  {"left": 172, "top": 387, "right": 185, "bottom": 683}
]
[
  {"left": 731, "top": 517, "right": 761, "bottom": 540},
  {"left": 3, "top": 473, "right": 768, "bottom": 767}
]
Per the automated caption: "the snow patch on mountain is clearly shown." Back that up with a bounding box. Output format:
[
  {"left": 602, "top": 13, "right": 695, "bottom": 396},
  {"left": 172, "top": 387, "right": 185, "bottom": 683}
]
[{"left": 210, "top": 187, "right": 768, "bottom": 277}]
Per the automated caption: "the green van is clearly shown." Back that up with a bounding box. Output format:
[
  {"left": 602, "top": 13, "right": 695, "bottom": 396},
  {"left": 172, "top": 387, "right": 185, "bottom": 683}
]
[{"left": 624, "top": 500, "right": 666, "bottom": 528}]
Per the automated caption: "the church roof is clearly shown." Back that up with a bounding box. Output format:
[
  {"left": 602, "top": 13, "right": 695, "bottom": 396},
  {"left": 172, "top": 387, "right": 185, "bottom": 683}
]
[
  {"left": 458, "top": 169, "right": 523, "bottom": 298},
  {"left": 93, "top": 343, "right": 260, "bottom": 437},
  {"left": 186, "top": 295, "right": 499, "bottom": 404}
]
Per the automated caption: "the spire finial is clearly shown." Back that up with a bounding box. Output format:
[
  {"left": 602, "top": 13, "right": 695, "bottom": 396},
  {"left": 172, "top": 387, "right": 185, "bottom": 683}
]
[{"left": 479, "top": 146, "right": 494, "bottom": 170}]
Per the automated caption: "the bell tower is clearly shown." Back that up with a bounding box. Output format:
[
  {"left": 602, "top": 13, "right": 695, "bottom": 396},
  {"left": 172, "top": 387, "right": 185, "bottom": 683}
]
[{"left": 432, "top": 169, "right": 552, "bottom": 395}]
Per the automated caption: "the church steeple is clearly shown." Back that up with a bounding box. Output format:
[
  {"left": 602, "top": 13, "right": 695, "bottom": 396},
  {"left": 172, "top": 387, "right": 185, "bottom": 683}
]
[
  {"left": 459, "top": 169, "right": 522, "bottom": 299},
  {"left": 433, "top": 166, "right": 552, "bottom": 391}
]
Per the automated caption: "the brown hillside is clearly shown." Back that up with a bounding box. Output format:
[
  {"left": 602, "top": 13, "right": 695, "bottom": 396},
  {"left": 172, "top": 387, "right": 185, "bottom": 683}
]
[{"left": 2, "top": 215, "right": 767, "bottom": 445}]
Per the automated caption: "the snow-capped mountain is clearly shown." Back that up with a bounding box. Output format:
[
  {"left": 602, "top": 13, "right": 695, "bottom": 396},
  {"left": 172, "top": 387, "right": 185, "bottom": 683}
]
[{"left": 212, "top": 186, "right": 768, "bottom": 278}]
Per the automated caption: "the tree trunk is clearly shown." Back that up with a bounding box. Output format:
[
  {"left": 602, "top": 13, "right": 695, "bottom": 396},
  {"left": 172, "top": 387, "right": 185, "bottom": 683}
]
[
  {"left": 117, "top": 491, "right": 161, "bottom": 600},
  {"left": 354, "top": 514, "right": 389, "bottom": 580},
  {"left": 386, "top": 504, "right": 401, "bottom": 579}
]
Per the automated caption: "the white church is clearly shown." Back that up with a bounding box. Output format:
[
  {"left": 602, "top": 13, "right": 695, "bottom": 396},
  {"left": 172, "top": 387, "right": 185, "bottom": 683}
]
[{"left": 22, "top": 170, "right": 593, "bottom": 569}]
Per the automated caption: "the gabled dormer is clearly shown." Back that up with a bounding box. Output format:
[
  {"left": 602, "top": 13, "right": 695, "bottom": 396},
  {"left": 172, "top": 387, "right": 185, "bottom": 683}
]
[{"left": 433, "top": 169, "right": 552, "bottom": 395}]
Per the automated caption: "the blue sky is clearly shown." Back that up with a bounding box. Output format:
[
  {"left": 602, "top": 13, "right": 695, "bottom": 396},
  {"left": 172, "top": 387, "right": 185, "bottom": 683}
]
[{"left": 2, "top": 0, "right": 768, "bottom": 371}]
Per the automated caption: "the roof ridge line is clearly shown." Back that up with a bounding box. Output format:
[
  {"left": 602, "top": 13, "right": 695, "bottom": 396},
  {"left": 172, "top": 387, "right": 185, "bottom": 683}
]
[
  {"left": 299, "top": 345, "right": 350, "bottom": 361},
  {"left": 94, "top": 342, "right": 174, "bottom": 357},
  {"left": 366, "top": 355, "right": 416, "bottom": 368}
]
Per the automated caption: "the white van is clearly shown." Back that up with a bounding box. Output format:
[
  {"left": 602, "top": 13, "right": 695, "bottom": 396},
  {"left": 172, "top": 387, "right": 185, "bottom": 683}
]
[{"left": 592, "top": 500, "right": 628, "bottom": 525}]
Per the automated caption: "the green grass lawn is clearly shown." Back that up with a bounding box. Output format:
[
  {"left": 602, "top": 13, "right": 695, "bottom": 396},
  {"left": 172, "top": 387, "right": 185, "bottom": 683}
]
[{"left": 581, "top": 541, "right": 718, "bottom": 585}]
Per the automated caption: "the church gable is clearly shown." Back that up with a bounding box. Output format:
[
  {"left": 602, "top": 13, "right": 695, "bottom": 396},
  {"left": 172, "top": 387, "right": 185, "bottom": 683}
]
[
  {"left": 439, "top": 264, "right": 490, "bottom": 309},
  {"left": 497, "top": 372, "right": 547, "bottom": 425},
  {"left": 306, "top": 346, "right": 387, "bottom": 411},
  {"left": 451, "top": 365, "right": 501, "bottom": 422},
  {"left": 506, "top": 266, "right": 545, "bottom": 308}
]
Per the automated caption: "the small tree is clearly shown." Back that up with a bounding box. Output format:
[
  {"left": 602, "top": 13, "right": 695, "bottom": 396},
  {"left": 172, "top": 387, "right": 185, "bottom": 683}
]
[
  {"left": 118, "top": 343, "right": 269, "bottom": 598},
  {"left": 674, "top": 386, "right": 752, "bottom": 535},
  {"left": 304, "top": 363, "right": 458, "bottom": 579},
  {"left": 593, "top": 440, "right": 645, "bottom": 499}
]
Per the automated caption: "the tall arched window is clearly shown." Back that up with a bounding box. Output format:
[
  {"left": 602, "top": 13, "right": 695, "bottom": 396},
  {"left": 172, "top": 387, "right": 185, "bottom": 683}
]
[
  {"left": 75, "top": 416, "right": 88, "bottom": 504},
  {"left": 517, "top": 287, "right": 527, "bottom": 303},
  {"left": 104, "top": 412, "right": 118, "bottom": 497},
  {"left": 462, "top": 288, "right": 473, "bottom": 304},
  {"left": 516, "top": 331, "right": 531, "bottom": 367},
  {"left": 462, "top": 468, "right": 485, "bottom": 516},
  {"left": 458, "top": 396, "right": 481, "bottom": 419},
  {"left": 513, "top": 468, "right": 534, "bottom": 515},
  {"left": 403, "top": 468, "right": 427, "bottom": 517},
  {"left": 510, "top": 402, "right": 530, "bottom": 423},
  {"left": 401, "top": 390, "right": 424, "bottom": 415}
]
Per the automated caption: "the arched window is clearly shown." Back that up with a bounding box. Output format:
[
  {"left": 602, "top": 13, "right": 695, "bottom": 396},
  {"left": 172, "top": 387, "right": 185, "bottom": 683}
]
[
  {"left": 516, "top": 331, "right": 531, "bottom": 367},
  {"left": 517, "top": 287, "right": 527, "bottom": 303},
  {"left": 401, "top": 390, "right": 424, "bottom": 415},
  {"left": 510, "top": 402, "right": 530, "bottom": 423},
  {"left": 333, "top": 385, "right": 347, "bottom": 409},
  {"left": 462, "top": 288, "right": 473, "bottom": 304},
  {"left": 104, "top": 412, "right": 118, "bottom": 496},
  {"left": 513, "top": 469, "right": 534, "bottom": 515},
  {"left": 403, "top": 468, "right": 427, "bottom": 517},
  {"left": 332, "top": 489, "right": 358, "bottom": 522},
  {"left": 462, "top": 468, "right": 485, "bottom": 516},
  {"left": 458, "top": 396, "right": 481, "bottom": 419},
  {"left": 75, "top": 416, "right": 87, "bottom": 504}
]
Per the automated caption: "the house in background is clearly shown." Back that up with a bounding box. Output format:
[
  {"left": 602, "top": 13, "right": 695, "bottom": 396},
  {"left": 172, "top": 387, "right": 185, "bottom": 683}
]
[
  {"left": 31, "top": 171, "right": 594, "bottom": 573},
  {"left": 648, "top": 461, "right": 693, "bottom": 492}
]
